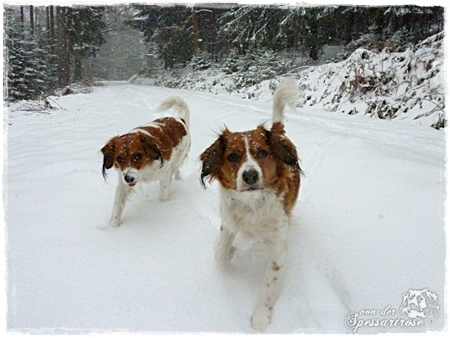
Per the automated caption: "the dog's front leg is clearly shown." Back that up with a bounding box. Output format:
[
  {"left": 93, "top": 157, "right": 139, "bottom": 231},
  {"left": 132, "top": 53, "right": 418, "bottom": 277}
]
[
  {"left": 107, "top": 182, "right": 130, "bottom": 228},
  {"left": 215, "top": 225, "right": 237, "bottom": 267},
  {"left": 251, "top": 220, "right": 289, "bottom": 331},
  {"left": 159, "top": 172, "right": 173, "bottom": 201}
]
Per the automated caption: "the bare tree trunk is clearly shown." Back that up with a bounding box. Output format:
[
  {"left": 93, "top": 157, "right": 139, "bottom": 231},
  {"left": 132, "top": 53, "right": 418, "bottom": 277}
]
[
  {"left": 20, "top": 6, "right": 24, "bottom": 25},
  {"left": 29, "top": 5, "right": 34, "bottom": 35},
  {"left": 57, "top": 6, "right": 70, "bottom": 87},
  {"left": 50, "top": 6, "right": 55, "bottom": 40},
  {"left": 46, "top": 6, "right": 50, "bottom": 37},
  {"left": 192, "top": 7, "right": 199, "bottom": 52},
  {"left": 308, "top": 19, "right": 319, "bottom": 60},
  {"left": 74, "top": 56, "right": 83, "bottom": 81},
  {"left": 49, "top": 6, "right": 56, "bottom": 56}
]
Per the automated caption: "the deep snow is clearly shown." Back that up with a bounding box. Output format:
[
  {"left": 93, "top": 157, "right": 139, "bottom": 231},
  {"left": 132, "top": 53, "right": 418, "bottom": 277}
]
[{"left": 4, "top": 82, "right": 446, "bottom": 333}]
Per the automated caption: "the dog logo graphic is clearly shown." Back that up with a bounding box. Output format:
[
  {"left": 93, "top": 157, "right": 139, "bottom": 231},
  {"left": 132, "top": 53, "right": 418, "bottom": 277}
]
[{"left": 399, "top": 289, "right": 439, "bottom": 319}]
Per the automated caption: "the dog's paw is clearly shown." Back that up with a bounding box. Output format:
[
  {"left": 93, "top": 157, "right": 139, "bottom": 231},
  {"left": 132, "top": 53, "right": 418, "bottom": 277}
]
[
  {"left": 96, "top": 222, "right": 119, "bottom": 230},
  {"left": 106, "top": 219, "right": 121, "bottom": 228},
  {"left": 215, "top": 245, "right": 237, "bottom": 267},
  {"left": 229, "top": 246, "right": 237, "bottom": 260},
  {"left": 215, "top": 250, "right": 231, "bottom": 268},
  {"left": 174, "top": 170, "right": 182, "bottom": 180},
  {"left": 215, "top": 250, "right": 228, "bottom": 268},
  {"left": 251, "top": 306, "right": 272, "bottom": 331},
  {"left": 159, "top": 192, "right": 170, "bottom": 201}
]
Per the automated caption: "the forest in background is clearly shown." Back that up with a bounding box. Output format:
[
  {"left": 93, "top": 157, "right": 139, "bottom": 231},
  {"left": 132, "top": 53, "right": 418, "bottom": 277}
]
[{"left": 3, "top": 4, "right": 444, "bottom": 101}]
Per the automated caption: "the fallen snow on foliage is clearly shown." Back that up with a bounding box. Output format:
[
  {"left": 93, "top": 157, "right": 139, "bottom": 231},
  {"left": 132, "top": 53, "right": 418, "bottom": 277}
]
[
  {"left": 130, "top": 32, "right": 445, "bottom": 129},
  {"left": 4, "top": 82, "right": 446, "bottom": 334},
  {"left": 297, "top": 32, "right": 445, "bottom": 129}
]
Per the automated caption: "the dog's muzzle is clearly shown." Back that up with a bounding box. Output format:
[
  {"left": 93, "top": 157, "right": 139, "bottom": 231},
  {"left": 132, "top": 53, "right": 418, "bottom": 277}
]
[
  {"left": 242, "top": 169, "right": 259, "bottom": 186},
  {"left": 124, "top": 170, "right": 138, "bottom": 187},
  {"left": 241, "top": 169, "right": 263, "bottom": 192}
]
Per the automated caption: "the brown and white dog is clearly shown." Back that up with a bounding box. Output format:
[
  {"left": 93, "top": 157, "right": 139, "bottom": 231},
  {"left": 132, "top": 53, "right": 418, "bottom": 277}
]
[
  {"left": 200, "top": 79, "right": 301, "bottom": 331},
  {"left": 101, "top": 97, "right": 190, "bottom": 228}
]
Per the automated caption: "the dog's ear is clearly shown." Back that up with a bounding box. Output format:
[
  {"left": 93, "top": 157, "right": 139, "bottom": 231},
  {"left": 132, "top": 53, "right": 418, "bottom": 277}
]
[
  {"left": 101, "top": 139, "right": 116, "bottom": 179},
  {"left": 267, "top": 123, "right": 301, "bottom": 171},
  {"left": 140, "top": 135, "right": 164, "bottom": 168},
  {"left": 199, "top": 136, "right": 224, "bottom": 188}
]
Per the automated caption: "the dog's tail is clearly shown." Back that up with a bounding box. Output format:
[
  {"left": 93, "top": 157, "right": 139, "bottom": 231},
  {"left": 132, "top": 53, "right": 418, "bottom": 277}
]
[
  {"left": 272, "top": 78, "right": 299, "bottom": 124},
  {"left": 156, "top": 96, "right": 190, "bottom": 127}
]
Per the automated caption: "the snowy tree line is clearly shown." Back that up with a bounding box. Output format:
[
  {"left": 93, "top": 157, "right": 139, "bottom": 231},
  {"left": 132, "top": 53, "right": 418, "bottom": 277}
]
[
  {"left": 130, "top": 4, "right": 443, "bottom": 69},
  {"left": 4, "top": 5, "right": 106, "bottom": 100},
  {"left": 3, "top": 4, "right": 444, "bottom": 101}
]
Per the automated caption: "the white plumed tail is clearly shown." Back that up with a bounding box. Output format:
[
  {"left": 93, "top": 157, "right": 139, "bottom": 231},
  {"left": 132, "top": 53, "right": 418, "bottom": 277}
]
[
  {"left": 272, "top": 78, "right": 299, "bottom": 124},
  {"left": 155, "top": 96, "right": 190, "bottom": 127}
]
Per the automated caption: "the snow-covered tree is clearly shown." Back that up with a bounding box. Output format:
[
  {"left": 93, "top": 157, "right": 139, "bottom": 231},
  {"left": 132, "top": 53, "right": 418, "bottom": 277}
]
[
  {"left": 222, "top": 48, "right": 292, "bottom": 88},
  {"left": 5, "top": 5, "right": 107, "bottom": 100},
  {"left": 4, "top": 6, "right": 56, "bottom": 100},
  {"left": 65, "top": 6, "right": 106, "bottom": 80},
  {"left": 130, "top": 5, "right": 193, "bottom": 69},
  {"left": 188, "top": 51, "right": 211, "bottom": 71}
]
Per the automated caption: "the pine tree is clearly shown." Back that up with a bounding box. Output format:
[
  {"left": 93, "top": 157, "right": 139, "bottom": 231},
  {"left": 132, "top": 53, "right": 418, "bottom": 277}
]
[
  {"left": 188, "top": 51, "right": 211, "bottom": 70},
  {"left": 5, "top": 6, "right": 56, "bottom": 100},
  {"left": 130, "top": 5, "right": 193, "bottom": 69},
  {"left": 219, "top": 5, "right": 328, "bottom": 58},
  {"left": 220, "top": 5, "right": 284, "bottom": 53},
  {"left": 222, "top": 48, "right": 291, "bottom": 88},
  {"left": 65, "top": 6, "right": 106, "bottom": 80}
]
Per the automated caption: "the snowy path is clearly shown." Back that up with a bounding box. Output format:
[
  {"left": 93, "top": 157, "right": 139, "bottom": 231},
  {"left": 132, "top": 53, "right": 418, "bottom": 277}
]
[{"left": 5, "top": 82, "right": 446, "bottom": 333}]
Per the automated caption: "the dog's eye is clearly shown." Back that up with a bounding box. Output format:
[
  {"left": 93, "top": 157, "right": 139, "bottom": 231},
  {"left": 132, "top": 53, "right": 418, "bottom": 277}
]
[
  {"left": 116, "top": 156, "right": 124, "bottom": 163},
  {"left": 256, "top": 150, "right": 268, "bottom": 158},
  {"left": 227, "top": 153, "right": 240, "bottom": 162},
  {"left": 134, "top": 154, "right": 143, "bottom": 161}
]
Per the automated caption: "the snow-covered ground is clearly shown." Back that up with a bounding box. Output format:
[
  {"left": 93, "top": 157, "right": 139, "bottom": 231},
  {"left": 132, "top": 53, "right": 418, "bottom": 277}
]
[{"left": 4, "top": 82, "right": 446, "bottom": 334}]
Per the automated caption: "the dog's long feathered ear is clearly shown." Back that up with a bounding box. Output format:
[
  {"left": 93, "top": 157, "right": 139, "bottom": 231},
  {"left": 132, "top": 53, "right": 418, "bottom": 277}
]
[
  {"left": 199, "top": 136, "right": 224, "bottom": 188},
  {"left": 101, "top": 140, "right": 116, "bottom": 180},
  {"left": 141, "top": 135, "right": 164, "bottom": 168},
  {"left": 267, "top": 123, "right": 301, "bottom": 171}
]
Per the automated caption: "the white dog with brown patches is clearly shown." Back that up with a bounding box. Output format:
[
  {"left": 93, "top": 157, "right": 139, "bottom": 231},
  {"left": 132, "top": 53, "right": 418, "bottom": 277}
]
[
  {"left": 101, "top": 97, "right": 190, "bottom": 228},
  {"left": 200, "top": 79, "right": 301, "bottom": 331}
]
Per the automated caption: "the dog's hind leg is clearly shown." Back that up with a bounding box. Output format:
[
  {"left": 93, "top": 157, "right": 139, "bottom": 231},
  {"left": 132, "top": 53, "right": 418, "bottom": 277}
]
[{"left": 174, "top": 169, "right": 182, "bottom": 180}]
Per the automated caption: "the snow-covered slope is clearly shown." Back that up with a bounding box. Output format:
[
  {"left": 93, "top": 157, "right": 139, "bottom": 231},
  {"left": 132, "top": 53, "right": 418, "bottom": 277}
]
[
  {"left": 130, "top": 32, "right": 445, "bottom": 129},
  {"left": 4, "top": 82, "right": 446, "bottom": 333},
  {"left": 297, "top": 32, "right": 445, "bottom": 128}
]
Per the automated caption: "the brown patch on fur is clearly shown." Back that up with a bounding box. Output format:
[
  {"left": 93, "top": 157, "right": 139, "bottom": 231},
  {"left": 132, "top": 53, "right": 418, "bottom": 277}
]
[{"left": 272, "top": 261, "right": 281, "bottom": 271}]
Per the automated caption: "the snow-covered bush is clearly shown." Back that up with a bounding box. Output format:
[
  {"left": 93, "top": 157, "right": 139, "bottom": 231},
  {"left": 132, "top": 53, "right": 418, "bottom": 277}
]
[
  {"left": 222, "top": 49, "right": 240, "bottom": 74},
  {"left": 188, "top": 51, "right": 212, "bottom": 71},
  {"left": 298, "top": 31, "right": 445, "bottom": 128},
  {"left": 389, "top": 27, "right": 415, "bottom": 52},
  {"left": 341, "top": 26, "right": 416, "bottom": 60},
  {"left": 222, "top": 48, "right": 292, "bottom": 90},
  {"left": 131, "top": 48, "right": 292, "bottom": 95}
]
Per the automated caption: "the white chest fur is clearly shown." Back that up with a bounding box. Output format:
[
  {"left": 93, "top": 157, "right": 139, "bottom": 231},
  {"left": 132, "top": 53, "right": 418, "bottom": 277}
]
[{"left": 220, "top": 188, "right": 288, "bottom": 240}]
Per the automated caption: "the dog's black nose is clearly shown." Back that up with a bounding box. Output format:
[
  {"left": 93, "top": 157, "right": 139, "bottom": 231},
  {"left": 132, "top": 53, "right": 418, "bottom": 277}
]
[
  {"left": 124, "top": 175, "right": 135, "bottom": 184},
  {"left": 242, "top": 169, "right": 259, "bottom": 185}
]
